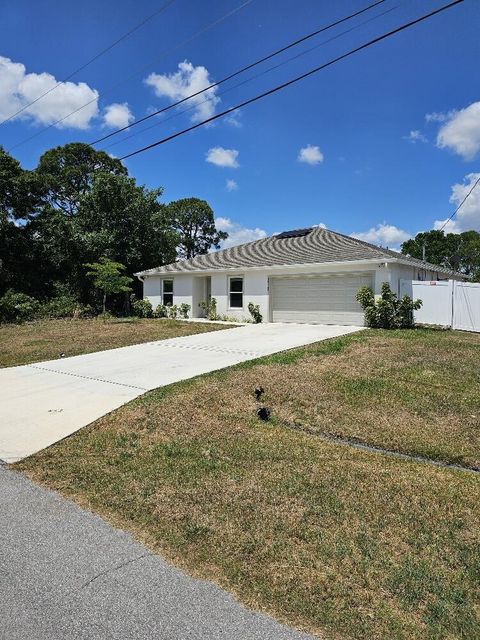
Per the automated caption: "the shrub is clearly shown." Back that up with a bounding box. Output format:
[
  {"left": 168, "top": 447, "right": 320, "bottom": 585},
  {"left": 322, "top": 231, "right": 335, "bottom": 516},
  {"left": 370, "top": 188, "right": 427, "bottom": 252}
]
[
  {"left": 356, "top": 282, "right": 422, "bottom": 329},
  {"left": 0, "top": 289, "right": 41, "bottom": 323},
  {"left": 154, "top": 304, "right": 168, "bottom": 318},
  {"left": 40, "top": 294, "right": 82, "bottom": 319},
  {"left": 248, "top": 302, "right": 263, "bottom": 323},
  {"left": 179, "top": 303, "right": 191, "bottom": 319},
  {"left": 132, "top": 298, "right": 153, "bottom": 318},
  {"left": 168, "top": 304, "right": 178, "bottom": 319},
  {"left": 199, "top": 297, "right": 218, "bottom": 321}
]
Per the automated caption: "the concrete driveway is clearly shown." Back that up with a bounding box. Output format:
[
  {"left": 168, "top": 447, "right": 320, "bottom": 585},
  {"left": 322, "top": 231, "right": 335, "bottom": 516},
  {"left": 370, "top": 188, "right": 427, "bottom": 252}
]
[{"left": 0, "top": 323, "right": 362, "bottom": 462}]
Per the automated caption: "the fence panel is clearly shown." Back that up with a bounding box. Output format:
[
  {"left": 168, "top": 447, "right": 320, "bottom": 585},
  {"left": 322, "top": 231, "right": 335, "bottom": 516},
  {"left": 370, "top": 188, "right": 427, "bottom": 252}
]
[
  {"left": 453, "top": 282, "right": 480, "bottom": 333},
  {"left": 400, "top": 280, "right": 453, "bottom": 327}
]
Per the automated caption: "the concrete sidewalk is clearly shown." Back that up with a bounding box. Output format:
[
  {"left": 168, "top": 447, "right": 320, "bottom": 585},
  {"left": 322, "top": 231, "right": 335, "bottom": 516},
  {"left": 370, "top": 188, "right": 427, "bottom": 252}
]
[
  {"left": 0, "top": 464, "right": 315, "bottom": 640},
  {"left": 0, "top": 323, "right": 363, "bottom": 462}
]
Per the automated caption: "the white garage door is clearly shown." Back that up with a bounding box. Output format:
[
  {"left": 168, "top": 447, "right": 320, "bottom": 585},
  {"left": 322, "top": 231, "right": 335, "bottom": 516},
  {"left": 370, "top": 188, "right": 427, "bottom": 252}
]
[{"left": 270, "top": 273, "right": 373, "bottom": 325}]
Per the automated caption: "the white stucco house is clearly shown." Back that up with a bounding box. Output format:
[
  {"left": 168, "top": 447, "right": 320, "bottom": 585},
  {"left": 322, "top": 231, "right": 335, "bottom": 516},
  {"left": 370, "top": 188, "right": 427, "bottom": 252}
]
[{"left": 135, "top": 226, "right": 465, "bottom": 326}]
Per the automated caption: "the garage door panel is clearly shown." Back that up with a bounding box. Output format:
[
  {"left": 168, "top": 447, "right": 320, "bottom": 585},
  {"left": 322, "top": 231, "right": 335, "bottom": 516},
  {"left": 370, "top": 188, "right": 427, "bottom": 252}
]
[{"left": 270, "top": 273, "right": 373, "bottom": 325}]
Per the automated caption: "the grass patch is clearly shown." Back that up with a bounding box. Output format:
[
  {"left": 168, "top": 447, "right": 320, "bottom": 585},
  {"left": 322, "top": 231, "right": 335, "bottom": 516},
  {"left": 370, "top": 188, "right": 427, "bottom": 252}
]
[
  {"left": 0, "top": 317, "right": 229, "bottom": 367},
  {"left": 17, "top": 328, "right": 480, "bottom": 639}
]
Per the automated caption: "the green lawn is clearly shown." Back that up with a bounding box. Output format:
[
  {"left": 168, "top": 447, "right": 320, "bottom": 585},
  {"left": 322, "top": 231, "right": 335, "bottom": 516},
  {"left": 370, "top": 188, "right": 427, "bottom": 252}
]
[
  {"left": 0, "top": 317, "right": 229, "bottom": 368},
  {"left": 16, "top": 328, "right": 480, "bottom": 640}
]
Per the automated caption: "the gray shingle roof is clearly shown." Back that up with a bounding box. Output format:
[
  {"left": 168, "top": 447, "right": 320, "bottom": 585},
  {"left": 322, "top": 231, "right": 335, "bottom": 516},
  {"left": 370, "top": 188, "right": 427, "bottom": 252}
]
[{"left": 135, "top": 226, "right": 461, "bottom": 277}]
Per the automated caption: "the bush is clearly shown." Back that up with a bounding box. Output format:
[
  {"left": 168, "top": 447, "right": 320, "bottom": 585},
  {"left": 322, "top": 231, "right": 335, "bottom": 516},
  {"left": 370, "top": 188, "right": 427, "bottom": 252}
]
[
  {"left": 40, "top": 294, "right": 82, "bottom": 319},
  {"left": 199, "top": 297, "right": 218, "bottom": 321},
  {"left": 132, "top": 298, "right": 153, "bottom": 318},
  {"left": 167, "top": 304, "right": 178, "bottom": 319},
  {"left": 153, "top": 304, "right": 168, "bottom": 318},
  {"left": 248, "top": 302, "right": 263, "bottom": 323},
  {"left": 0, "top": 289, "right": 41, "bottom": 323},
  {"left": 356, "top": 282, "right": 422, "bottom": 329},
  {"left": 179, "top": 303, "right": 191, "bottom": 319}
]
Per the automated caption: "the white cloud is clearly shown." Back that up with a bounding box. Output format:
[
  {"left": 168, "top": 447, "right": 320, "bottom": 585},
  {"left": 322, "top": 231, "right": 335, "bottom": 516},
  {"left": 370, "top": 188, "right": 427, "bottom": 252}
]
[
  {"left": 206, "top": 146, "right": 239, "bottom": 168},
  {"left": 225, "top": 179, "right": 238, "bottom": 192},
  {"left": 224, "top": 109, "right": 242, "bottom": 128},
  {"left": 298, "top": 144, "right": 324, "bottom": 165},
  {"left": 145, "top": 60, "right": 219, "bottom": 123},
  {"left": 434, "top": 173, "right": 480, "bottom": 233},
  {"left": 351, "top": 223, "right": 411, "bottom": 250},
  {"left": 103, "top": 102, "right": 134, "bottom": 129},
  {"left": 216, "top": 217, "right": 267, "bottom": 248},
  {"left": 436, "top": 102, "right": 480, "bottom": 160},
  {"left": 425, "top": 111, "right": 452, "bottom": 123},
  {"left": 0, "top": 56, "right": 99, "bottom": 129},
  {"left": 403, "top": 130, "right": 427, "bottom": 143}
]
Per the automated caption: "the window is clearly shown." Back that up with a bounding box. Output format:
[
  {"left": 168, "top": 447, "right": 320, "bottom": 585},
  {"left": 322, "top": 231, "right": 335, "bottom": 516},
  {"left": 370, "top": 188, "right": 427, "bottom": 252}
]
[
  {"left": 162, "top": 279, "right": 173, "bottom": 305},
  {"left": 229, "top": 277, "right": 243, "bottom": 308}
]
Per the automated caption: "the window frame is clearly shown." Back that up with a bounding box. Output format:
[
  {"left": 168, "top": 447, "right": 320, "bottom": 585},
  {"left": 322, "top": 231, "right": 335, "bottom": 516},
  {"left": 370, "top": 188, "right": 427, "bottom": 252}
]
[
  {"left": 228, "top": 276, "right": 244, "bottom": 309},
  {"left": 162, "top": 278, "right": 174, "bottom": 306}
]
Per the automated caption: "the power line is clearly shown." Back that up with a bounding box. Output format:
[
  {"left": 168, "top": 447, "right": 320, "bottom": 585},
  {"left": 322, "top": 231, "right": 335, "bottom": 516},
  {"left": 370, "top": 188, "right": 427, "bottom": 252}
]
[
  {"left": 0, "top": 0, "right": 178, "bottom": 126},
  {"left": 120, "top": 0, "right": 465, "bottom": 161},
  {"left": 438, "top": 175, "right": 480, "bottom": 232},
  {"left": 7, "top": 0, "right": 253, "bottom": 152},
  {"left": 91, "top": 0, "right": 388, "bottom": 146},
  {"left": 102, "top": 2, "right": 399, "bottom": 152}
]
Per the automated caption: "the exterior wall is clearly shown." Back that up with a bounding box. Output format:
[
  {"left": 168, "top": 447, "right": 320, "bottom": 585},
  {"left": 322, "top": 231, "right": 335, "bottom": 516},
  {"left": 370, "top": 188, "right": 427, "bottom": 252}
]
[
  {"left": 211, "top": 271, "right": 269, "bottom": 321},
  {"left": 141, "top": 260, "right": 463, "bottom": 323},
  {"left": 143, "top": 276, "right": 161, "bottom": 308},
  {"left": 142, "top": 274, "right": 193, "bottom": 313},
  {"left": 172, "top": 274, "right": 194, "bottom": 310}
]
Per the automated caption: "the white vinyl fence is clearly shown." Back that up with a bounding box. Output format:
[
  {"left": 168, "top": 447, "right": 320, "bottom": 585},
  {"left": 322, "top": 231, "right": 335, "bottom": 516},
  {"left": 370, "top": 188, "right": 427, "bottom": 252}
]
[{"left": 400, "top": 280, "right": 480, "bottom": 333}]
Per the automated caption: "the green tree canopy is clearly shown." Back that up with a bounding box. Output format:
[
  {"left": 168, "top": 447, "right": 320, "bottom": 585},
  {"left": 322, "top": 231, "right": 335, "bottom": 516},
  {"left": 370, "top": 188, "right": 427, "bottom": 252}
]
[
  {"left": 401, "top": 229, "right": 480, "bottom": 279},
  {"left": 166, "top": 197, "right": 228, "bottom": 259},
  {"left": 36, "top": 142, "right": 126, "bottom": 216},
  {"left": 0, "top": 144, "right": 223, "bottom": 304},
  {"left": 76, "top": 172, "right": 177, "bottom": 274},
  {"left": 0, "top": 147, "right": 42, "bottom": 293}
]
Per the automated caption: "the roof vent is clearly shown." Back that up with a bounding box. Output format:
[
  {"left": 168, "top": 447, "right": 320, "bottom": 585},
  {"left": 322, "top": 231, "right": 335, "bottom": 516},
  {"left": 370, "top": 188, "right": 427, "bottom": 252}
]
[{"left": 276, "top": 227, "right": 313, "bottom": 239}]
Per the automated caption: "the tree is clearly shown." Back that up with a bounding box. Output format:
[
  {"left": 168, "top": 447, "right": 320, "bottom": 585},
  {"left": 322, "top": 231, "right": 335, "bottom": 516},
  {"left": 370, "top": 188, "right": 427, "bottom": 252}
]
[
  {"left": 0, "top": 147, "right": 42, "bottom": 295},
  {"left": 165, "top": 197, "right": 227, "bottom": 259},
  {"left": 75, "top": 172, "right": 178, "bottom": 297},
  {"left": 36, "top": 143, "right": 127, "bottom": 216},
  {"left": 401, "top": 229, "right": 480, "bottom": 279},
  {"left": 84, "top": 258, "right": 132, "bottom": 314}
]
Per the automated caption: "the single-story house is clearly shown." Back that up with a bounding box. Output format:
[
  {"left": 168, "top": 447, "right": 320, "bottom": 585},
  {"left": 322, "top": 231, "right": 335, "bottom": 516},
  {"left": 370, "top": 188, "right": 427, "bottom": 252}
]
[{"left": 135, "top": 226, "right": 466, "bottom": 326}]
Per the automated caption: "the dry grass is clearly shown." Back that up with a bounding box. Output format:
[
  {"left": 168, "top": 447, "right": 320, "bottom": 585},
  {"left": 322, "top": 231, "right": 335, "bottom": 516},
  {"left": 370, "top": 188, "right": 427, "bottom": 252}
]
[
  {"left": 0, "top": 317, "right": 228, "bottom": 368},
  {"left": 17, "top": 328, "right": 480, "bottom": 640}
]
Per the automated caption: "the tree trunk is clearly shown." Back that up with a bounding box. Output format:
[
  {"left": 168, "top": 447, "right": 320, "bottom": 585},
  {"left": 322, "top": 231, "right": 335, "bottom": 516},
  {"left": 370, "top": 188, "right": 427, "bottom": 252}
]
[{"left": 103, "top": 291, "right": 107, "bottom": 314}]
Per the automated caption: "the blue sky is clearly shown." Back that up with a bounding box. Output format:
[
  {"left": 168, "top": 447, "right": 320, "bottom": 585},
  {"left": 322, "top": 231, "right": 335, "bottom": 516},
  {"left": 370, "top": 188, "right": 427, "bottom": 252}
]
[{"left": 1, "top": 0, "right": 479, "bottom": 249}]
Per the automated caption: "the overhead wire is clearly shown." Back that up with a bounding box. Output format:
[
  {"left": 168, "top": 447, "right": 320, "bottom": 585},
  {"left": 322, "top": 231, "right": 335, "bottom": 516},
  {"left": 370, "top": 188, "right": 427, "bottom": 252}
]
[
  {"left": 101, "top": 1, "right": 400, "bottom": 152},
  {"left": 7, "top": 0, "right": 254, "bottom": 152},
  {"left": 0, "top": 0, "right": 179, "bottom": 126},
  {"left": 119, "top": 0, "right": 465, "bottom": 160},
  {"left": 90, "top": 0, "right": 388, "bottom": 146},
  {"left": 438, "top": 175, "right": 480, "bottom": 232}
]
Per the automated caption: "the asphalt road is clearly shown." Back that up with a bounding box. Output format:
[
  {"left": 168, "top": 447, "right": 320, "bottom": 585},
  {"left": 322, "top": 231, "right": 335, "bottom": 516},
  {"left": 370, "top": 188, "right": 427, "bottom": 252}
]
[{"left": 0, "top": 465, "right": 315, "bottom": 640}]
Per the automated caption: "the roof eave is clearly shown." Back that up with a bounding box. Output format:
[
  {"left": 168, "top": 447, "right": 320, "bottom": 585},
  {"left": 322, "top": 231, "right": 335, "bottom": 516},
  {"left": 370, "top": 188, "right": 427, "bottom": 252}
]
[
  {"left": 135, "top": 257, "right": 392, "bottom": 277},
  {"left": 388, "top": 256, "right": 466, "bottom": 278}
]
